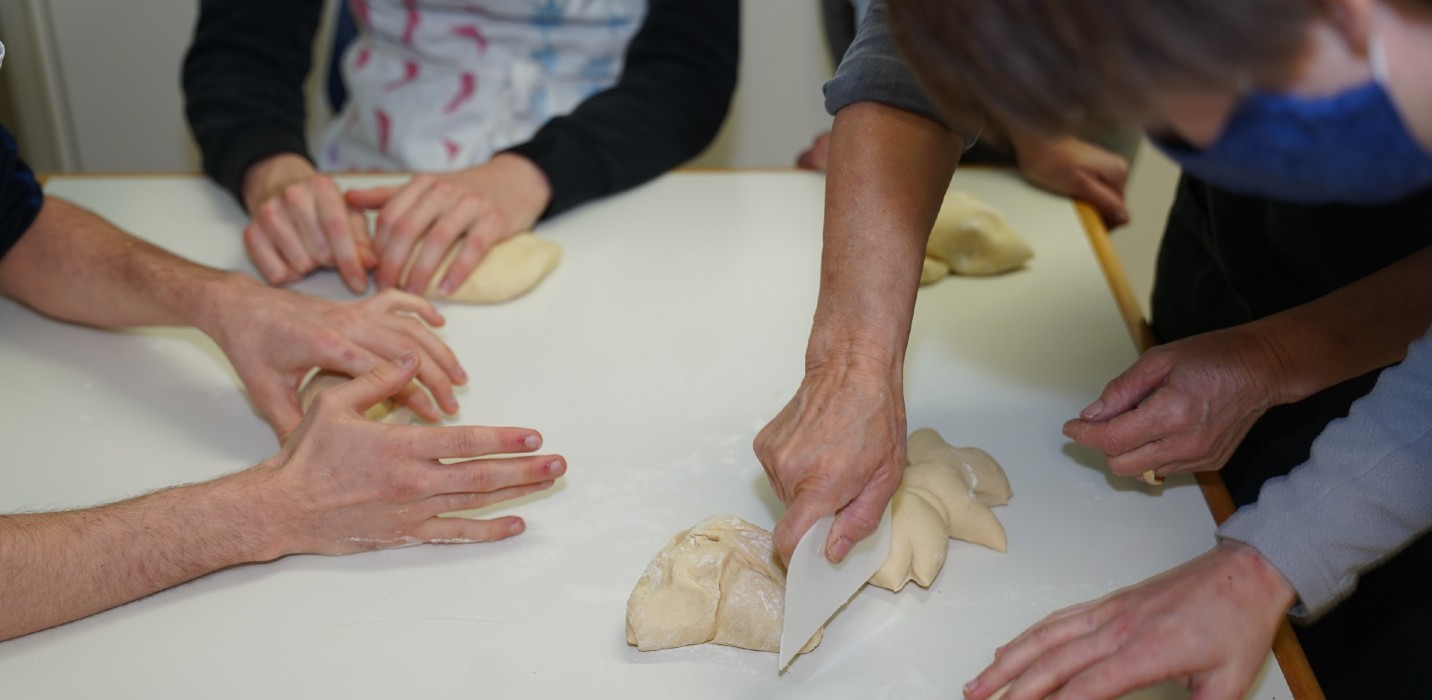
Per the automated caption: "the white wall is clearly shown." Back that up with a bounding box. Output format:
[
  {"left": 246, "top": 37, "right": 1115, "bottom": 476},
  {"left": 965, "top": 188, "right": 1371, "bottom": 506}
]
[{"left": 0, "top": 0, "right": 1175, "bottom": 310}]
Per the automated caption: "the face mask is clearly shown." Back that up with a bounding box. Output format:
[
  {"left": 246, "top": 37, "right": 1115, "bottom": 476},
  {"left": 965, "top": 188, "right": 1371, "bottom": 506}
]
[{"left": 1153, "top": 38, "right": 1432, "bottom": 205}]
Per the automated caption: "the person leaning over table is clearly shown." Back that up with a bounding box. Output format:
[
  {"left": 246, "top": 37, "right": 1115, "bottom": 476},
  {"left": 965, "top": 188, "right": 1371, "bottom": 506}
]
[
  {"left": 750, "top": 0, "right": 1432, "bottom": 698},
  {"left": 796, "top": 0, "right": 1139, "bottom": 230},
  {"left": 182, "top": 0, "right": 737, "bottom": 298},
  {"left": 0, "top": 121, "right": 564, "bottom": 642}
]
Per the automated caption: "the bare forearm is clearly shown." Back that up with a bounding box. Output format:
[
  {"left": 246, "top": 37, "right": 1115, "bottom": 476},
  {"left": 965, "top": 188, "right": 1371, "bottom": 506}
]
[
  {"left": 808, "top": 102, "right": 964, "bottom": 369},
  {"left": 0, "top": 195, "right": 258, "bottom": 333},
  {"left": 1259, "top": 244, "right": 1432, "bottom": 404},
  {"left": 0, "top": 471, "right": 277, "bottom": 641}
]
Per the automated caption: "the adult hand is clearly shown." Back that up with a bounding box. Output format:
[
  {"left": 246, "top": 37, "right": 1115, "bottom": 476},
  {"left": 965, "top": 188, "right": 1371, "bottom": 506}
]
[
  {"left": 202, "top": 275, "right": 467, "bottom": 440},
  {"left": 345, "top": 153, "right": 552, "bottom": 298},
  {"left": 241, "top": 153, "right": 376, "bottom": 293},
  {"left": 796, "top": 130, "right": 833, "bottom": 171},
  {"left": 754, "top": 356, "right": 907, "bottom": 565},
  {"left": 1063, "top": 325, "right": 1290, "bottom": 480},
  {"left": 1011, "top": 134, "right": 1130, "bottom": 229},
  {"left": 246, "top": 354, "right": 564, "bottom": 556},
  {"left": 964, "top": 540, "right": 1295, "bottom": 700}
]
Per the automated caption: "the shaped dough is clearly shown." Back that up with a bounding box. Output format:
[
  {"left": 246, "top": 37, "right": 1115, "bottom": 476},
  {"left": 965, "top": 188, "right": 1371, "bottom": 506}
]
[
  {"left": 920, "top": 256, "right": 951, "bottom": 285},
  {"left": 626, "top": 515, "right": 820, "bottom": 655},
  {"left": 298, "top": 370, "right": 415, "bottom": 425},
  {"left": 403, "top": 233, "right": 561, "bottom": 304},
  {"left": 925, "top": 191, "right": 1033, "bottom": 276},
  {"left": 869, "top": 428, "right": 1013, "bottom": 592}
]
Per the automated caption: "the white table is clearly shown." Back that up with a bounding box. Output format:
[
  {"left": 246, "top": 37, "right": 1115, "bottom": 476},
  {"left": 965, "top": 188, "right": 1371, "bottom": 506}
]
[{"left": 0, "top": 170, "right": 1294, "bottom": 698}]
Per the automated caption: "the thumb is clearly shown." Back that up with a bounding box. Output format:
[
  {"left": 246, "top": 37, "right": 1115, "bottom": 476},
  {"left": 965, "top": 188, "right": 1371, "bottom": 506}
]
[
  {"left": 827, "top": 475, "right": 900, "bottom": 563},
  {"left": 773, "top": 492, "right": 838, "bottom": 568},
  {"left": 343, "top": 186, "right": 401, "bottom": 210},
  {"left": 333, "top": 352, "right": 421, "bottom": 415}
]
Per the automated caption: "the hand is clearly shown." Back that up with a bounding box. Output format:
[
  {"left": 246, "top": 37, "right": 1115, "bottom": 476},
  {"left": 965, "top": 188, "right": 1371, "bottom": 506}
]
[
  {"left": 754, "top": 356, "right": 907, "bottom": 565},
  {"left": 1010, "top": 134, "right": 1129, "bottom": 229},
  {"left": 1063, "top": 325, "right": 1290, "bottom": 480},
  {"left": 241, "top": 153, "right": 376, "bottom": 293},
  {"left": 202, "top": 275, "right": 468, "bottom": 440},
  {"left": 964, "top": 540, "right": 1295, "bottom": 700},
  {"left": 345, "top": 153, "right": 552, "bottom": 297},
  {"left": 796, "top": 130, "right": 832, "bottom": 171},
  {"left": 245, "top": 354, "right": 565, "bottom": 556}
]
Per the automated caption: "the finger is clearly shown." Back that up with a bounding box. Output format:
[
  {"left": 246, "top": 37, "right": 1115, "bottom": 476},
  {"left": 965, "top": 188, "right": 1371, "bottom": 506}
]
[
  {"left": 351, "top": 208, "right": 378, "bottom": 269},
  {"left": 994, "top": 623, "right": 1126, "bottom": 700},
  {"left": 423, "top": 479, "right": 557, "bottom": 515},
  {"left": 1093, "top": 153, "right": 1130, "bottom": 195},
  {"left": 316, "top": 352, "right": 421, "bottom": 416},
  {"left": 1077, "top": 356, "right": 1171, "bottom": 422},
  {"left": 367, "top": 288, "right": 448, "bottom": 328},
  {"left": 827, "top": 470, "right": 902, "bottom": 562},
  {"left": 406, "top": 196, "right": 482, "bottom": 295},
  {"left": 1063, "top": 410, "right": 1167, "bottom": 459},
  {"left": 347, "top": 316, "right": 462, "bottom": 410},
  {"left": 773, "top": 491, "right": 840, "bottom": 567},
  {"left": 399, "top": 425, "right": 543, "bottom": 460},
  {"left": 1073, "top": 172, "right": 1129, "bottom": 230},
  {"left": 255, "top": 200, "right": 318, "bottom": 275},
  {"left": 411, "top": 514, "right": 528, "bottom": 543},
  {"left": 1054, "top": 645, "right": 1198, "bottom": 700},
  {"left": 436, "top": 209, "right": 504, "bottom": 297},
  {"left": 245, "top": 375, "right": 304, "bottom": 442},
  {"left": 344, "top": 185, "right": 403, "bottom": 213},
  {"left": 244, "top": 222, "right": 301, "bottom": 285},
  {"left": 313, "top": 177, "right": 369, "bottom": 292},
  {"left": 280, "top": 182, "right": 333, "bottom": 264},
  {"left": 374, "top": 179, "right": 446, "bottom": 289},
  {"left": 390, "top": 378, "right": 445, "bottom": 423},
  {"left": 424, "top": 454, "right": 565, "bottom": 496}
]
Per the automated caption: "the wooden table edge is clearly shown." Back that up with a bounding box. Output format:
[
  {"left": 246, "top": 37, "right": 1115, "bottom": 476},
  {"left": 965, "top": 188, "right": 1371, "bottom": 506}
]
[{"left": 1073, "top": 201, "right": 1325, "bottom": 700}]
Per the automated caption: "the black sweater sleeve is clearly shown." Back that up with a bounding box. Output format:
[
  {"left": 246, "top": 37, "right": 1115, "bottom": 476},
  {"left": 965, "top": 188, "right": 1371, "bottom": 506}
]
[
  {"left": 182, "top": 0, "right": 322, "bottom": 207},
  {"left": 1, "top": 123, "right": 43, "bottom": 262},
  {"left": 504, "top": 0, "right": 739, "bottom": 220}
]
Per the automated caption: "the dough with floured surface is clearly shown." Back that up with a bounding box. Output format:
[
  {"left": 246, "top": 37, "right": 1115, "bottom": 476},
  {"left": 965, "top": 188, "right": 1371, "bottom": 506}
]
[
  {"left": 925, "top": 191, "right": 1033, "bottom": 277},
  {"left": 869, "top": 428, "right": 1012, "bottom": 592},
  {"left": 405, "top": 233, "right": 561, "bottom": 304},
  {"left": 626, "top": 515, "right": 820, "bottom": 655}
]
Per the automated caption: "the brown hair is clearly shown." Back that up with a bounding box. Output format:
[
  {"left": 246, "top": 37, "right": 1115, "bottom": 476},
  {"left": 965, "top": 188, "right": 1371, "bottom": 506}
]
[{"left": 886, "top": 0, "right": 1324, "bottom": 137}]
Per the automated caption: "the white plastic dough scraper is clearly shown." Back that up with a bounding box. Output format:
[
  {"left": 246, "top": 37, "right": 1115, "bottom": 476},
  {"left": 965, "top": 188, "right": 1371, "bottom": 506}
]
[{"left": 778, "top": 503, "right": 893, "bottom": 672}]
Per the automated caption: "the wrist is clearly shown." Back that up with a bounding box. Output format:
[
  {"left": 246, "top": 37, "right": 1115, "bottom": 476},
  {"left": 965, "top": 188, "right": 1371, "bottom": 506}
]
[
  {"left": 242, "top": 153, "right": 318, "bottom": 213},
  {"left": 1218, "top": 539, "right": 1298, "bottom": 613},
  {"left": 484, "top": 153, "right": 553, "bottom": 227},
  {"left": 192, "top": 463, "right": 295, "bottom": 563},
  {"left": 189, "top": 270, "right": 268, "bottom": 347}
]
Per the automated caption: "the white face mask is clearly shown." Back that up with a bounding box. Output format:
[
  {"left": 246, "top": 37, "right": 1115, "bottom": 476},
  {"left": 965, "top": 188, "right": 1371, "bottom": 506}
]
[{"left": 0, "top": 40, "right": 7, "bottom": 70}]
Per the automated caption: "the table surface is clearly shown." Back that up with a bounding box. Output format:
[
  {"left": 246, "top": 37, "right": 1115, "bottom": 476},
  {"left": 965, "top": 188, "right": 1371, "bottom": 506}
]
[{"left": 0, "top": 170, "right": 1293, "bottom": 699}]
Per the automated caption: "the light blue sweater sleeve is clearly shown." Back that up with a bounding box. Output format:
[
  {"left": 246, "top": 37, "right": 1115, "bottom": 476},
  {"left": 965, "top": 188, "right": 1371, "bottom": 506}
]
[{"left": 1217, "top": 328, "right": 1432, "bottom": 620}]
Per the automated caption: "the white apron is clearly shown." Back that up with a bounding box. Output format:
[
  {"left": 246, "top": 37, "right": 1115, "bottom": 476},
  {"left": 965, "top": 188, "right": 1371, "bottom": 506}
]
[{"left": 321, "top": 0, "right": 647, "bottom": 172}]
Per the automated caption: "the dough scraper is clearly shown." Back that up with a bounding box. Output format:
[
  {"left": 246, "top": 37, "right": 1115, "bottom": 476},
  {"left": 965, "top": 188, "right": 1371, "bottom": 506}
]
[{"left": 778, "top": 502, "right": 893, "bottom": 672}]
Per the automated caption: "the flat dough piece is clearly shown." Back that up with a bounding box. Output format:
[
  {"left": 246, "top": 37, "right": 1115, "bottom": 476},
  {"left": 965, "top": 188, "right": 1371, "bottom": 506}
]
[
  {"left": 926, "top": 191, "right": 1033, "bottom": 276},
  {"left": 298, "top": 370, "right": 415, "bottom": 425},
  {"left": 626, "top": 515, "right": 821, "bottom": 655},
  {"left": 869, "top": 428, "right": 1013, "bottom": 592},
  {"left": 407, "top": 233, "right": 561, "bottom": 304}
]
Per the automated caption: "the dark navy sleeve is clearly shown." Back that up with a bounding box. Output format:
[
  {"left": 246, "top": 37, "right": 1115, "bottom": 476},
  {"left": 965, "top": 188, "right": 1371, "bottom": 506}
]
[{"left": 1, "top": 122, "right": 43, "bottom": 262}]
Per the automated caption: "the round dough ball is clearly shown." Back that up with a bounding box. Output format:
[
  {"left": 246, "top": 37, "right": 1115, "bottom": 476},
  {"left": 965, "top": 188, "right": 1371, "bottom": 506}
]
[
  {"left": 926, "top": 191, "right": 1033, "bottom": 276},
  {"left": 405, "top": 233, "right": 562, "bottom": 304}
]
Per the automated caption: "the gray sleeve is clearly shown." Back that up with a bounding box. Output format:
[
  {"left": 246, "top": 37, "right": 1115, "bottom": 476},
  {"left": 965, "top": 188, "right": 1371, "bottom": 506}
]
[
  {"left": 822, "top": 0, "right": 981, "bottom": 144},
  {"left": 1218, "top": 328, "right": 1432, "bottom": 621}
]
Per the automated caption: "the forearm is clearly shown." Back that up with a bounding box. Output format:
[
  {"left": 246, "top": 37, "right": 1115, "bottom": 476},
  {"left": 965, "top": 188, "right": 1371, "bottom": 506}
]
[
  {"left": 807, "top": 102, "right": 963, "bottom": 371},
  {"left": 0, "top": 470, "right": 276, "bottom": 641},
  {"left": 0, "top": 196, "right": 259, "bottom": 332},
  {"left": 1254, "top": 244, "right": 1432, "bottom": 405}
]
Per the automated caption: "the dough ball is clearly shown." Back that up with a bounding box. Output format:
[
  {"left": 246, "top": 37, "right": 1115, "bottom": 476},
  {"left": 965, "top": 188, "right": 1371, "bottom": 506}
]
[
  {"left": 298, "top": 370, "right": 415, "bottom": 425},
  {"left": 920, "top": 256, "right": 951, "bottom": 285},
  {"left": 402, "top": 233, "right": 561, "bottom": 304},
  {"left": 926, "top": 191, "right": 1033, "bottom": 276},
  {"left": 868, "top": 428, "right": 1013, "bottom": 592},
  {"left": 907, "top": 428, "right": 1013, "bottom": 506},
  {"left": 626, "top": 515, "right": 821, "bottom": 655}
]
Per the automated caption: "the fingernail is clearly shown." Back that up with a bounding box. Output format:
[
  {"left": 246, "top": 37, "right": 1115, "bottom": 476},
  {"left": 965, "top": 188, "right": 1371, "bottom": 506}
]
[
  {"left": 547, "top": 459, "right": 566, "bottom": 477},
  {"left": 510, "top": 519, "right": 525, "bottom": 535},
  {"left": 454, "top": 365, "right": 468, "bottom": 384},
  {"left": 829, "top": 536, "right": 853, "bottom": 562},
  {"left": 1081, "top": 399, "right": 1104, "bottom": 420},
  {"left": 398, "top": 352, "right": 416, "bottom": 369},
  {"left": 522, "top": 433, "right": 541, "bottom": 450},
  {"left": 439, "top": 280, "right": 457, "bottom": 297},
  {"left": 964, "top": 680, "right": 980, "bottom": 695}
]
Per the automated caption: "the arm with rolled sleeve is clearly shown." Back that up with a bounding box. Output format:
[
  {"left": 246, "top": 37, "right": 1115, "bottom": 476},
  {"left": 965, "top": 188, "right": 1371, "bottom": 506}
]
[{"left": 1219, "top": 328, "right": 1432, "bottom": 620}]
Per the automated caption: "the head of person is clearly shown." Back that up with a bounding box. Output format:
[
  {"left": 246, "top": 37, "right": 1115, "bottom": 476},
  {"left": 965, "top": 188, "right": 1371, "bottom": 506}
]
[{"left": 887, "top": 0, "right": 1432, "bottom": 204}]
